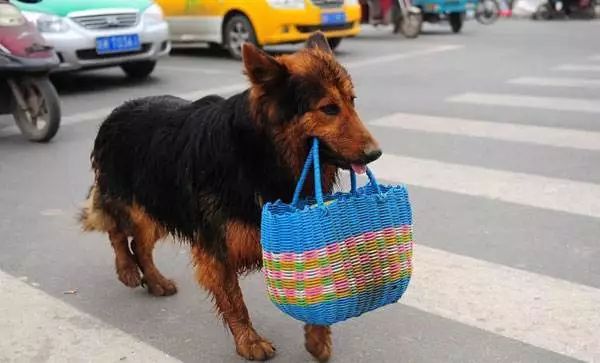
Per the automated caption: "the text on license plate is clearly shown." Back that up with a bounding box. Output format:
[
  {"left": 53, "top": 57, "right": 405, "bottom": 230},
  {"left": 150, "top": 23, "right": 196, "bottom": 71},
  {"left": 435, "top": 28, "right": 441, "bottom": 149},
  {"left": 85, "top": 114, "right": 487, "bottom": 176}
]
[
  {"left": 96, "top": 34, "right": 141, "bottom": 55},
  {"left": 321, "top": 12, "right": 346, "bottom": 25}
]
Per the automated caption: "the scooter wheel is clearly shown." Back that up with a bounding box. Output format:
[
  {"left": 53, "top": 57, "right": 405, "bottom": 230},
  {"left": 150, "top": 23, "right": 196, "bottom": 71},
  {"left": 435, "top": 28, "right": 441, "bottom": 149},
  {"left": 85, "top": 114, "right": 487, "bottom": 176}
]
[
  {"left": 399, "top": 12, "right": 422, "bottom": 38},
  {"left": 475, "top": 0, "right": 500, "bottom": 24},
  {"left": 535, "top": 3, "right": 553, "bottom": 19},
  {"left": 12, "top": 77, "right": 61, "bottom": 143}
]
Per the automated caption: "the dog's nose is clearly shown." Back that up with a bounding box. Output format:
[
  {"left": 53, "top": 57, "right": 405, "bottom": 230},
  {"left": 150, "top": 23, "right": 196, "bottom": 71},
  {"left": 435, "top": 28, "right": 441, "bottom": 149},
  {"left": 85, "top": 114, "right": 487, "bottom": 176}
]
[{"left": 364, "top": 144, "right": 382, "bottom": 163}]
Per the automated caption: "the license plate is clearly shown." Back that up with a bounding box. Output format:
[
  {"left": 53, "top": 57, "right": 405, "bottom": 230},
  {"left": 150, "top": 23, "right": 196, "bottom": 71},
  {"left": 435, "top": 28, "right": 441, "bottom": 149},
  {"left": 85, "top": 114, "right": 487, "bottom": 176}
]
[
  {"left": 321, "top": 12, "right": 346, "bottom": 25},
  {"left": 96, "top": 34, "right": 141, "bottom": 55}
]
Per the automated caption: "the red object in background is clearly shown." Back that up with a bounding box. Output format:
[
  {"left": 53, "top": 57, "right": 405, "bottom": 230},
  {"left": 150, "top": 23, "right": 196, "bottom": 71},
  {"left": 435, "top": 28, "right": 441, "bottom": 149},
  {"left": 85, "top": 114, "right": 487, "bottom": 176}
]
[
  {"left": 0, "top": 2, "right": 53, "bottom": 58},
  {"left": 381, "top": 0, "right": 393, "bottom": 14},
  {"left": 0, "top": 23, "right": 53, "bottom": 58}
]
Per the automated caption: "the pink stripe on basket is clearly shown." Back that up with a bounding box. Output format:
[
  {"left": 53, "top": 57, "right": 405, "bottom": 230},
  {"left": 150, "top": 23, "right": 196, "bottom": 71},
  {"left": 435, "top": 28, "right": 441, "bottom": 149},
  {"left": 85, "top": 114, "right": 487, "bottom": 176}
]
[
  {"left": 334, "top": 279, "right": 350, "bottom": 292},
  {"left": 305, "top": 286, "right": 323, "bottom": 299},
  {"left": 269, "top": 270, "right": 283, "bottom": 280},
  {"left": 280, "top": 252, "right": 295, "bottom": 262},
  {"left": 326, "top": 242, "right": 340, "bottom": 254},
  {"left": 284, "top": 288, "right": 297, "bottom": 299},
  {"left": 303, "top": 250, "right": 319, "bottom": 260},
  {"left": 345, "top": 236, "right": 358, "bottom": 250},
  {"left": 363, "top": 231, "right": 377, "bottom": 243},
  {"left": 319, "top": 265, "right": 333, "bottom": 278}
]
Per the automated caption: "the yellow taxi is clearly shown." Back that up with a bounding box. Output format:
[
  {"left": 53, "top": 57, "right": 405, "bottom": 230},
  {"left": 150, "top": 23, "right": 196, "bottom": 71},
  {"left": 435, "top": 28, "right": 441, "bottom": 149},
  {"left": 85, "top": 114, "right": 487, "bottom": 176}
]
[{"left": 156, "top": 0, "right": 361, "bottom": 59}]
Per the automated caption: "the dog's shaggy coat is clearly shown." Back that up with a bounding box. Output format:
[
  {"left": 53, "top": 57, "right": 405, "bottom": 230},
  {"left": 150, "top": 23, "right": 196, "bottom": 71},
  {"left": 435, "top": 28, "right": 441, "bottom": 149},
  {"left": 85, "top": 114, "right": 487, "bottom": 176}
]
[{"left": 80, "top": 33, "right": 380, "bottom": 361}]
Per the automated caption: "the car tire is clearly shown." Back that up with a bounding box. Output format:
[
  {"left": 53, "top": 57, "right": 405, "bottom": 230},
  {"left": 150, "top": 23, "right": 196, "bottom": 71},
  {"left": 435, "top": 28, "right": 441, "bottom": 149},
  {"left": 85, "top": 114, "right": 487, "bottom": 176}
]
[
  {"left": 327, "top": 37, "right": 343, "bottom": 51},
  {"left": 224, "top": 14, "right": 259, "bottom": 60},
  {"left": 449, "top": 12, "right": 464, "bottom": 33},
  {"left": 121, "top": 60, "right": 157, "bottom": 79}
]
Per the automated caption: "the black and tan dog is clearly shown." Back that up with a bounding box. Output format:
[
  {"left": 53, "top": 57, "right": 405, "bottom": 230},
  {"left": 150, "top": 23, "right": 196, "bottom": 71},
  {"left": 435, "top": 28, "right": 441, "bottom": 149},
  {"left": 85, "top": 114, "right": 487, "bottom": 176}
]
[{"left": 80, "top": 32, "right": 381, "bottom": 361}]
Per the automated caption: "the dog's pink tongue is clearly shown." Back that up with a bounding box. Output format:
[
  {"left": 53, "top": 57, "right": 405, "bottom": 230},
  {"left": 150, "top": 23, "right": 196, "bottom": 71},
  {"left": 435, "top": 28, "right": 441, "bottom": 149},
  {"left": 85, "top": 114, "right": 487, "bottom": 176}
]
[{"left": 351, "top": 163, "right": 367, "bottom": 175}]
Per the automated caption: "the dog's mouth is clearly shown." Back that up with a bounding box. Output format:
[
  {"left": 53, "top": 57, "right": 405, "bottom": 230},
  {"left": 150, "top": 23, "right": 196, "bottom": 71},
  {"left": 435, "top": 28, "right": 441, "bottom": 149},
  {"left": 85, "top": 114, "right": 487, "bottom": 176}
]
[{"left": 318, "top": 141, "right": 374, "bottom": 175}]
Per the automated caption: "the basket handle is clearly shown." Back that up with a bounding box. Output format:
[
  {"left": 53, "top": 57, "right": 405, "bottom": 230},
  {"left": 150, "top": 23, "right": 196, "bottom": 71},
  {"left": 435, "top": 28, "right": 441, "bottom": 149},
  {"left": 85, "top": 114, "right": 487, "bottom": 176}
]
[
  {"left": 292, "top": 138, "right": 382, "bottom": 208},
  {"left": 350, "top": 167, "right": 382, "bottom": 194},
  {"left": 292, "top": 138, "right": 324, "bottom": 207}
]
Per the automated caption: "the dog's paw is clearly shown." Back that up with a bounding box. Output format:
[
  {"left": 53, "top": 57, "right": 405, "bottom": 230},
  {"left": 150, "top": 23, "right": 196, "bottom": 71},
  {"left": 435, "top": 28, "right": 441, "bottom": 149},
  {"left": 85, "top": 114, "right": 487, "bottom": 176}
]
[
  {"left": 116, "top": 264, "right": 142, "bottom": 288},
  {"left": 304, "top": 325, "right": 332, "bottom": 362},
  {"left": 236, "top": 334, "right": 276, "bottom": 361},
  {"left": 143, "top": 277, "right": 178, "bottom": 296}
]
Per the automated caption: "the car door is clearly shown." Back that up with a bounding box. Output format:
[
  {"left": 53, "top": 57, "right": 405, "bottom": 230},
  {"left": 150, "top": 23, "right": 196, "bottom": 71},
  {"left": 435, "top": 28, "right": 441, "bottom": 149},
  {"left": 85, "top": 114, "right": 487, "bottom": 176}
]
[{"left": 156, "top": 0, "right": 223, "bottom": 43}]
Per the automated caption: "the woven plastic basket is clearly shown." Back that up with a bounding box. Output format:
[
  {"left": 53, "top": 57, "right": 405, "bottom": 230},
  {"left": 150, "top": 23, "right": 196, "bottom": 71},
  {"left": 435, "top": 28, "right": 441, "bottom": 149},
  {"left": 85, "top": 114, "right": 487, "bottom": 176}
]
[{"left": 260, "top": 138, "right": 413, "bottom": 325}]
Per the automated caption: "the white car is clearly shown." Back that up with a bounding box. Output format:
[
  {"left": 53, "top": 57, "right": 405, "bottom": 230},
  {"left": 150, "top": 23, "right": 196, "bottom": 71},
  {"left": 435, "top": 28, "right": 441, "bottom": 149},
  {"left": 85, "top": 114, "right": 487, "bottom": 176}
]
[{"left": 15, "top": 0, "right": 170, "bottom": 78}]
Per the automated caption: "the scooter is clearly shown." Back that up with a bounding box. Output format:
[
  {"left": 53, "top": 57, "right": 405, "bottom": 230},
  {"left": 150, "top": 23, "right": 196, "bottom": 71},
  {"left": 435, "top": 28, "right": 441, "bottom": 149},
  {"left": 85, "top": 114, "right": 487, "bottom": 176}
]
[
  {"left": 534, "top": 0, "right": 597, "bottom": 18},
  {"left": 360, "top": 0, "right": 423, "bottom": 38},
  {"left": 0, "top": 0, "right": 61, "bottom": 142},
  {"left": 474, "top": 0, "right": 501, "bottom": 24}
]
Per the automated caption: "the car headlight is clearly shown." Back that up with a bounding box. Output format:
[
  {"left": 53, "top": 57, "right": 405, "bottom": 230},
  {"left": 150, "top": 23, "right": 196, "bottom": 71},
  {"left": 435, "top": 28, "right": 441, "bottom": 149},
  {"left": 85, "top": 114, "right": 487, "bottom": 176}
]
[
  {"left": 143, "top": 3, "right": 165, "bottom": 25},
  {"left": 22, "top": 11, "right": 69, "bottom": 33},
  {"left": 267, "top": 0, "right": 306, "bottom": 9}
]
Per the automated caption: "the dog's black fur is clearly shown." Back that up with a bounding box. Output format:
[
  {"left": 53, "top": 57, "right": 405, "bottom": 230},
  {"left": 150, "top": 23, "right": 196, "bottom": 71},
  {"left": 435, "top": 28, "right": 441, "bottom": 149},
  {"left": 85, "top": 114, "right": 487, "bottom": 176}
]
[{"left": 92, "top": 91, "right": 303, "bottom": 259}]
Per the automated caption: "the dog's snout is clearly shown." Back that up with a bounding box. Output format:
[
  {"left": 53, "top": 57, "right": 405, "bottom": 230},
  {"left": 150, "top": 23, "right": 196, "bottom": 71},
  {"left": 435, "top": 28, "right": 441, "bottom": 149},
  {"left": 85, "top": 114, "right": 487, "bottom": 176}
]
[{"left": 364, "top": 144, "right": 382, "bottom": 163}]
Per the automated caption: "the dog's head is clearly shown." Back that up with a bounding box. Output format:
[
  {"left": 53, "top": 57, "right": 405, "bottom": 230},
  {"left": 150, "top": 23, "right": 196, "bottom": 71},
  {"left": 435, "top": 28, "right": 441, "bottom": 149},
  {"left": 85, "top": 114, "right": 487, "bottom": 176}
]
[{"left": 242, "top": 32, "right": 381, "bottom": 175}]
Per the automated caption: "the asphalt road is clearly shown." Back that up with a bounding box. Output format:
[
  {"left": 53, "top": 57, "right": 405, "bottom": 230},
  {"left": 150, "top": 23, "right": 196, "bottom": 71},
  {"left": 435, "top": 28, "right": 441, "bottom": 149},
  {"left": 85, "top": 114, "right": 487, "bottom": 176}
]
[{"left": 1, "top": 19, "right": 599, "bottom": 363}]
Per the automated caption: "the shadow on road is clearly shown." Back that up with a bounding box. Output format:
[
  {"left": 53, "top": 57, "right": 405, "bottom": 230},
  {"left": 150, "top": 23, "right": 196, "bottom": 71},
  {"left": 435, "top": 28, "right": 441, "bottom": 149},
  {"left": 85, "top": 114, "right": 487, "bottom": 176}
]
[{"left": 50, "top": 72, "right": 162, "bottom": 96}]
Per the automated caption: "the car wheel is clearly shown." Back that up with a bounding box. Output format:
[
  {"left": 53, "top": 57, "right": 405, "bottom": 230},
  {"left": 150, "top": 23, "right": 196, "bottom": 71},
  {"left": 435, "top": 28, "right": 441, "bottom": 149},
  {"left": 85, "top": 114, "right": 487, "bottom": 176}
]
[
  {"left": 224, "top": 14, "right": 258, "bottom": 60},
  {"left": 327, "top": 37, "right": 343, "bottom": 51},
  {"left": 449, "top": 12, "right": 464, "bottom": 33},
  {"left": 121, "top": 61, "right": 157, "bottom": 79}
]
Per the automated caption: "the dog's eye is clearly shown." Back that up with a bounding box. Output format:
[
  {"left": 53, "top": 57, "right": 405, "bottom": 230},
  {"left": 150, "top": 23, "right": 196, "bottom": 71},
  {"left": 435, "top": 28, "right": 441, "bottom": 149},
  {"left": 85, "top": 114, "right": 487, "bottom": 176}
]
[{"left": 320, "top": 104, "right": 340, "bottom": 116}]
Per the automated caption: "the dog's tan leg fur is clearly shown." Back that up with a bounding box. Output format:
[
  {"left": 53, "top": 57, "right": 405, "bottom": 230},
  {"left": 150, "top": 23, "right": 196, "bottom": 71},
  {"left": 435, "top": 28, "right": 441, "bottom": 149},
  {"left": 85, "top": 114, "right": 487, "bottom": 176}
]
[
  {"left": 305, "top": 324, "right": 332, "bottom": 362},
  {"left": 192, "top": 245, "right": 275, "bottom": 361},
  {"left": 129, "top": 208, "right": 177, "bottom": 296},
  {"left": 108, "top": 230, "right": 142, "bottom": 288}
]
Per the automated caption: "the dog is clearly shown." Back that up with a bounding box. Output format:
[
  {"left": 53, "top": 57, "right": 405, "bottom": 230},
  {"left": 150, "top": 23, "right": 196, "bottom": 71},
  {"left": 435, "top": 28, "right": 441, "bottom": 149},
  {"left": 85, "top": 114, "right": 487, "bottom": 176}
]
[{"left": 80, "top": 32, "right": 381, "bottom": 361}]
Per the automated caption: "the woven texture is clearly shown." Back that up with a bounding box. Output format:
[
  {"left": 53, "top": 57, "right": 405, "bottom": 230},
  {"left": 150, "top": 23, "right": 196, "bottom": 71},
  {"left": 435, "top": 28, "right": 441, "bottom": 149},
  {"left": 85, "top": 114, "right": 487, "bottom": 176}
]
[{"left": 260, "top": 139, "right": 413, "bottom": 325}]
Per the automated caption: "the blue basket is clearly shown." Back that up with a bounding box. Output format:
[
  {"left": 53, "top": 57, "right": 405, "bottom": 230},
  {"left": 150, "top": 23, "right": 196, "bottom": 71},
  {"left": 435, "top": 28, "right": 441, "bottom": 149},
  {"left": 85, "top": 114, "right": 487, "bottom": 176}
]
[{"left": 260, "top": 138, "right": 414, "bottom": 325}]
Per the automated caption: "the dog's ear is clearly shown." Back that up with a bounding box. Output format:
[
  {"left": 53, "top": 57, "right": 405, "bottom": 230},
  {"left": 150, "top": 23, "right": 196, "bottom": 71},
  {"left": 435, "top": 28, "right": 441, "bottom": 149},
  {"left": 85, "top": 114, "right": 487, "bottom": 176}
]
[
  {"left": 242, "top": 43, "right": 287, "bottom": 86},
  {"left": 306, "top": 31, "right": 332, "bottom": 54}
]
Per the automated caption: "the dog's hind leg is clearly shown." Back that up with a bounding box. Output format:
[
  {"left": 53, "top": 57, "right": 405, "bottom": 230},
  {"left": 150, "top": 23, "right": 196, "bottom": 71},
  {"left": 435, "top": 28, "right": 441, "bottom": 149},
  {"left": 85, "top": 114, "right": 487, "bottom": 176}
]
[
  {"left": 108, "top": 229, "right": 142, "bottom": 288},
  {"left": 130, "top": 209, "right": 177, "bottom": 297},
  {"left": 131, "top": 226, "right": 177, "bottom": 296},
  {"left": 304, "top": 324, "right": 332, "bottom": 362},
  {"left": 192, "top": 245, "right": 276, "bottom": 361},
  {"left": 81, "top": 188, "right": 141, "bottom": 288}
]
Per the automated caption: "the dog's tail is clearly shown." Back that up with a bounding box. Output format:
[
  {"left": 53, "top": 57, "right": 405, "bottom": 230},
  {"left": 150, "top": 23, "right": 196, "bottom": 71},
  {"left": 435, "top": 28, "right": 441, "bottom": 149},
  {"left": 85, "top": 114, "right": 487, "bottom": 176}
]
[{"left": 79, "top": 184, "right": 115, "bottom": 232}]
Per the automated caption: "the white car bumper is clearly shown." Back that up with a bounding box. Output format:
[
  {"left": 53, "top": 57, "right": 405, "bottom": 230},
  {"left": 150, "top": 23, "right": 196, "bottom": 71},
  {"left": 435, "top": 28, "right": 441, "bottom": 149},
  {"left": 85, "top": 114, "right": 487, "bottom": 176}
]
[{"left": 41, "top": 11, "right": 170, "bottom": 72}]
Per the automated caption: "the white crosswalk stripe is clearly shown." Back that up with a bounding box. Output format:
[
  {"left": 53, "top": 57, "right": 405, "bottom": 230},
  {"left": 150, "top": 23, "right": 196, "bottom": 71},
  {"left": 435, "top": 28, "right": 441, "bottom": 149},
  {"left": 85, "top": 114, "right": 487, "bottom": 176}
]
[
  {"left": 369, "top": 112, "right": 600, "bottom": 151},
  {"left": 403, "top": 244, "right": 600, "bottom": 363},
  {"left": 507, "top": 76, "right": 600, "bottom": 88},
  {"left": 0, "top": 269, "right": 181, "bottom": 362},
  {"left": 447, "top": 92, "right": 600, "bottom": 113},
  {"left": 554, "top": 64, "right": 600, "bottom": 72},
  {"left": 371, "top": 154, "right": 600, "bottom": 218}
]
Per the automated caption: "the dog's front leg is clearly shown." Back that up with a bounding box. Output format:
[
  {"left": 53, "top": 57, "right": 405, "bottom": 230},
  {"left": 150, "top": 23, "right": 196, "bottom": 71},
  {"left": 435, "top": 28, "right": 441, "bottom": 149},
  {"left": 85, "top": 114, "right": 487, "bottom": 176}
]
[
  {"left": 305, "top": 324, "right": 332, "bottom": 362},
  {"left": 192, "top": 245, "right": 275, "bottom": 361}
]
